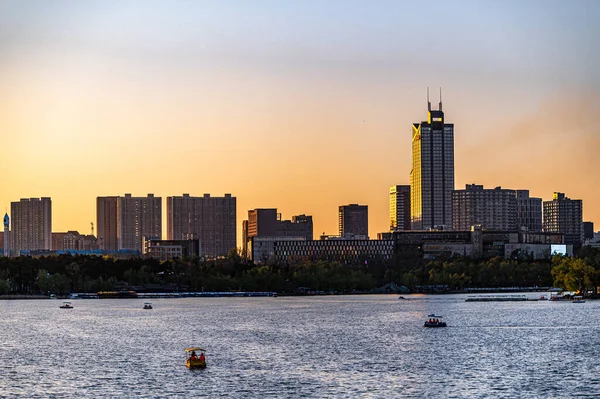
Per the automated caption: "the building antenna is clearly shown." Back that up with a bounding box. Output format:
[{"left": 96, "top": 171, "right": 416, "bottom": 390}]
[
  {"left": 439, "top": 87, "right": 442, "bottom": 111},
  {"left": 91, "top": 222, "right": 94, "bottom": 236},
  {"left": 427, "top": 87, "right": 431, "bottom": 111}
]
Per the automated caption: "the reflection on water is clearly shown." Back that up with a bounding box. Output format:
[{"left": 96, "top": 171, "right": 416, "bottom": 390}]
[{"left": 0, "top": 294, "right": 598, "bottom": 398}]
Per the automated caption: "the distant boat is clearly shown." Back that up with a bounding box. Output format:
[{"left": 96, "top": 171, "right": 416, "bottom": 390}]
[
  {"left": 60, "top": 301, "right": 73, "bottom": 309},
  {"left": 143, "top": 302, "right": 153, "bottom": 309},
  {"left": 424, "top": 314, "right": 447, "bottom": 328},
  {"left": 398, "top": 296, "right": 408, "bottom": 300},
  {"left": 571, "top": 296, "right": 585, "bottom": 304}
]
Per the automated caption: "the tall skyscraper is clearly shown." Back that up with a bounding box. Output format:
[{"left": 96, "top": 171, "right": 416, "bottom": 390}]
[
  {"left": 410, "top": 89, "right": 454, "bottom": 230},
  {"left": 452, "top": 185, "right": 517, "bottom": 231},
  {"left": 3, "top": 213, "right": 10, "bottom": 257},
  {"left": 97, "top": 196, "right": 119, "bottom": 251},
  {"left": 338, "top": 204, "right": 368, "bottom": 238},
  {"left": 516, "top": 190, "right": 542, "bottom": 232},
  {"left": 543, "top": 192, "right": 583, "bottom": 245},
  {"left": 11, "top": 197, "right": 52, "bottom": 254},
  {"left": 390, "top": 185, "right": 411, "bottom": 231},
  {"left": 167, "top": 193, "right": 236, "bottom": 258},
  {"left": 119, "top": 194, "right": 162, "bottom": 251}
]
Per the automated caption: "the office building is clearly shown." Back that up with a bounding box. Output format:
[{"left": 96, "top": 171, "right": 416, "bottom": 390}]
[
  {"left": 516, "top": 190, "right": 543, "bottom": 232},
  {"left": 251, "top": 236, "right": 394, "bottom": 264},
  {"left": 143, "top": 238, "right": 201, "bottom": 261},
  {"left": 243, "top": 209, "right": 313, "bottom": 256},
  {"left": 410, "top": 90, "right": 454, "bottom": 230},
  {"left": 167, "top": 194, "right": 236, "bottom": 258},
  {"left": 452, "top": 185, "right": 517, "bottom": 231},
  {"left": 543, "top": 192, "right": 583, "bottom": 246},
  {"left": 11, "top": 197, "right": 52, "bottom": 254},
  {"left": 339, "top": 204, "right": 368, "bottom": 239},
  {"left": 583, "top": 222, "right": 594, "bottom": 240},
  {"left": 390, "top": 185, "right": 411, "bottom": 231}
]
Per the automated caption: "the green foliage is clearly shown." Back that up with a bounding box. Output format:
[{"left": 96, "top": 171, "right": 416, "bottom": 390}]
[
  {"left": 1, "top": 248, "right": 599, "bottom": 295},
  {"left": 552, "top": 256, "right": 599, "bottom": 293}
]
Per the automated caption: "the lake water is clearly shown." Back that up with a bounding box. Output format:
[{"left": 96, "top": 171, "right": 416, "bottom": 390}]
[{"left": 0, "top": 294, "right": 598, "bottom": 398}]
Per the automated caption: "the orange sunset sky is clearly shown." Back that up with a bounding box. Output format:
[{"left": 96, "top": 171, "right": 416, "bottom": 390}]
[{"left": 1, "top": 1, "right": 599, "bottom": 246}]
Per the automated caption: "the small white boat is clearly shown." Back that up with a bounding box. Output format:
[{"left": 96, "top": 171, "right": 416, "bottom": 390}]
[
  {"left": 571, "top": 296, "right": 585, "bottom": 303},
  {"left": 60, "top": 301, "right": 73, "bottom": 309},
  {"left": 143, "top": 302, "right": 153, "bottom": 309}
]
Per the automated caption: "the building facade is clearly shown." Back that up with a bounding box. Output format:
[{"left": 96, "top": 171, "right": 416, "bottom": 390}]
[
  {"left": 410, "top": 92, "right": 454, "bottom": 230},
  {"left": 11, "top": 197, "right": 52, "bottom": 254},
  {"left": 251, "top": 236, "right": 394, "bottom": 264},
  {"left": 143, "top": 238, "right": 201, "bottom": 261},
  {"left": 98, "top": 194, "right": 161, "bottom": 252},
  {"left": 3, "top": 213, "right": 9, "bottom": 257},
  {"left": 516, "top": 190, "right": 543, "bottom": 232},
  {"left": 53, "top": 231, "right": 99, "bottom": 252},
  {"left": 97, "top": 196, "right": 119, "bottom": 251},
  {"left": 452, "top": 185, "right": 517, "bottom": 231},
  {"left": 119, "top": 194, "right": 162, "bottom": 252},
  {"left": 243, "top": 209, "right": 313, "bottom": 256},
  {"left": 583, "top": 221, "right": 594, "bottom": 240},
  {"left": 167, "top": 194, "right": 236, "bottom": 258},
  {"left": 390, "top": 185, "right": 411, "bottom": 231},
  {"left": 338, "top": 204, "right": 368, "bottom": 239},
  {"left": 543, "top": 192, "right": 583, "bottom": 246}
]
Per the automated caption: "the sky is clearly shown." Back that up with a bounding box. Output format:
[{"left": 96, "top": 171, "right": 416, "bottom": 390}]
[{"left": 1, "top": 0, "right": 599, "bottom": 244}]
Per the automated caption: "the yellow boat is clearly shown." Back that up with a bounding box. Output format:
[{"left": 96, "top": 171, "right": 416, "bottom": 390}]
[{"left": 185, "top": 347, "right": 207, "bottom": 369}]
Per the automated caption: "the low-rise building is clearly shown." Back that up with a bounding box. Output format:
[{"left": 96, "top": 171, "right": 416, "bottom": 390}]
[
  {"left": 250, "top": 236, "right": 394, "bottom": 264},
  {"left": 143, "top": 238, "right": 201, "bottom": 261}
]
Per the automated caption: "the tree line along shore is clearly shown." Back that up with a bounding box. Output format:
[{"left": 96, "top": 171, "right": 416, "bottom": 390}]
[{"left": 0, "top": 247, "right": 598, "bottom": 297}]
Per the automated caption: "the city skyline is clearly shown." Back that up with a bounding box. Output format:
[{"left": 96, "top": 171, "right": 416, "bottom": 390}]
[{"left": 1, "top": 1, "right": 599, "bottom": 244}]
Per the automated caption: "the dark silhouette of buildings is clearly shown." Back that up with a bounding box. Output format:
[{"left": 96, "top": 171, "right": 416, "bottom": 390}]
[{"left": 339, "top": 204, "right": 368, "bottom": 239}]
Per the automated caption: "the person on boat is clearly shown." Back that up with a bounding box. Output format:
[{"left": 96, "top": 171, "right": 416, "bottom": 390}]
[
  {"left": 190, "top": 351, "right": 198, "bottom": 360},
  {"left": 199, "top": 353, "right": 205, "bottom": 362}
]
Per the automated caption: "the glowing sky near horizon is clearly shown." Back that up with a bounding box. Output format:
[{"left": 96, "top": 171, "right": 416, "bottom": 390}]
[{"left": 1, "top": 0, "right": 599, "bottom": 243}]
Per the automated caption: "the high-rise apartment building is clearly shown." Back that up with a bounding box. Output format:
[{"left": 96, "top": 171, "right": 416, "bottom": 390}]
[
  {"left": 11, "top": 197, "right": 52, "bottom": 254},
  {"left": 97, "top": 194, "right": 161, "bottom": 252},
  {"left": 516, "top": 190, "right": 542, "bottom": 232},
  {"left": 97, "top": 196, "right": 119, "bottom": 251},
  {"left": 543, "top": 192, "right": 583, "bottom": 245},
  {"left": 119, "top": 194, "right": 161, "bottom": 252},
  {"left": 410, "top": 91, "right": 454, "bottom": 230},
  {"left": 390, "top": 185, "right": 411, "bottom": 231},
  {"left": 452, "top": 185, "right": 517, "bottom": 231},
  {"left": 167, "top": 193, "right": 236, "bottom": 258},
  {"left": 338, "top": 204, "right": 368, "bottom": 239}
]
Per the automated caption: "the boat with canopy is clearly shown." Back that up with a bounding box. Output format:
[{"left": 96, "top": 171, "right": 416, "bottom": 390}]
[{"left": 185, "top": 347, "right": 207, "bottom": 369}]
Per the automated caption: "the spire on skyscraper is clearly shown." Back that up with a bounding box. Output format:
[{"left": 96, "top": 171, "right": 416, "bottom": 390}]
[{"left": 427, "top": 87, "right": 431, "bottom": 111}]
